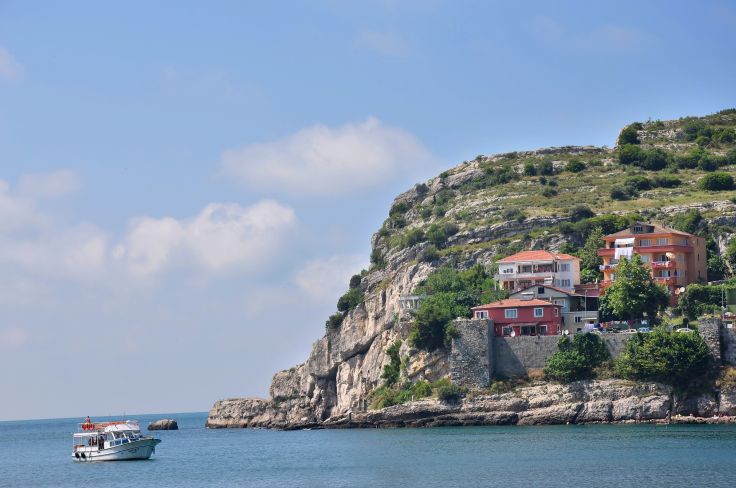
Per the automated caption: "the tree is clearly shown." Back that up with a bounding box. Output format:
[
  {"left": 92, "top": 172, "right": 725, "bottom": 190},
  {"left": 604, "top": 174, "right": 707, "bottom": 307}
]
[
  {"left": 578, "top": 226, "right": 604, "bottom": 282},
  {"left": 569, "top": 204, "right": 595, "bottom": 222},
  {"left": 598, "top": 255, "right": 669, "bottom": 321},
  {"left": 409, "top": 292, "right": 467, "bottom": 350},
  {"left": 708, "top": 255, "right": 727, "bottom": 281},
  {"left": 614, "top": 327, "right": 712, "bottom": 387},
  {"left": 618, "top": 144, "right": 644, "bottom": 165},
  {"left": 544, "top": 334, "right": 610, "bottom": 382}
]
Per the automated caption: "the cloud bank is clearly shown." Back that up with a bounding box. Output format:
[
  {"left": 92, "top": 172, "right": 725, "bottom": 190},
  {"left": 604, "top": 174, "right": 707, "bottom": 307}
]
[{"left": 220, "top": 117, "right": 433, "bottom": 196}]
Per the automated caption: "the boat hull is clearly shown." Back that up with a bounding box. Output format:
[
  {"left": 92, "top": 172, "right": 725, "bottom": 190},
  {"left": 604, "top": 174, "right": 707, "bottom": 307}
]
[{"left": 72, "top": 438, "right": 161, "bottom": 462}]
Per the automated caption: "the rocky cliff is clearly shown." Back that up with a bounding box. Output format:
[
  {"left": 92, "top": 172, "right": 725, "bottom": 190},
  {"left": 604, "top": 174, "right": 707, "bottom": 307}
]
[{"left": 207, "top": 109, "right": 736, "bottom": 429}]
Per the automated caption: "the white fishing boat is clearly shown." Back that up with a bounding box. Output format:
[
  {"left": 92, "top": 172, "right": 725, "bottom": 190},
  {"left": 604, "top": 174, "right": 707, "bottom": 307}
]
[{"left": 72, "top": 419, "right": 161, "bottom": 461}]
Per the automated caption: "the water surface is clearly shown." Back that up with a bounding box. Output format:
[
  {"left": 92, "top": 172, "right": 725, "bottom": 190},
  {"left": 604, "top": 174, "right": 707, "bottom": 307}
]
[{"left": 1, "top": 412, "right": 734, "bottom": 487}]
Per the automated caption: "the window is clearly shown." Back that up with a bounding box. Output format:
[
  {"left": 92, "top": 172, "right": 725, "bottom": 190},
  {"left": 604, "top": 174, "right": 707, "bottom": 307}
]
[
  {"left": 559, "top": 263, "right": 570, "bottom": 272},
  {"left": 537, "top": 287, "right": 545, "bottom": 294},
  {"left": 534, "top": 307, "right": 544, "bottom": 317},
  {"left": 657, "top": 238, "right": 668, "bottom": 246},
  {"left": 640, "top": 255, "right": 650, "bottom": 263},
  {"left": 575, "top": 316, "right": 582, "bottom": 323},
  {"left": 475, "top": 310, "right": 488, "bottom": 319},
  {"left": 502, "top": 326, "right": 513, "bottom": 336},
  {"left": 558, "top": 279, "right": 571, "bottom": 288},
  {"left": 504, "top": 308, "right": 518, "bottom": 319},
  {"left": 554, "top": 308, "right": 559, "bottom": 317},
  {"left": 633, "top": 226, "right": 643, "bottom": 233},
  {"left": 539, "top": 325, "right": 548, "bottom": 335},
  {"left": 639, "top": 239, "right": 651, "bottom": 247},
  {"left": 501, "top": 267, "right": 514, "bottom": 274}
]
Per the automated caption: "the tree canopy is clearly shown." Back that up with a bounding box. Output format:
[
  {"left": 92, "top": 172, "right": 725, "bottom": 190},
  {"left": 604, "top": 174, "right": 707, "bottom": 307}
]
[{"left": 598, "top": 255, "right": 669, "bottom": 321}]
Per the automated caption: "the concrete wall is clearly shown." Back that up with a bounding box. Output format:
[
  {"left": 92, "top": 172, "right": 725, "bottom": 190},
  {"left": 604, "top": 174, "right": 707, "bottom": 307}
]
[{"left": 492, "top": 336, "right": 559, "bottom": 378}]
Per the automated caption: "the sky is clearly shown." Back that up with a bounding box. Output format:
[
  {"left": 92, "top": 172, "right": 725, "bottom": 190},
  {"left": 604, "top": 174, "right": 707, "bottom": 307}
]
[{"left": 0, "top": 0, "right": 735, "bottom": 421}]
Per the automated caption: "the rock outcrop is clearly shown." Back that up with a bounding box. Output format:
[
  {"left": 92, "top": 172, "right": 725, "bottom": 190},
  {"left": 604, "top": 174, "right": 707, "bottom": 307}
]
[
  {"left": 147, "top": 419, "right": 178, "bottom": 430},
  {"left": 207, "top": 379, "right": 736, "bottom": 429}
]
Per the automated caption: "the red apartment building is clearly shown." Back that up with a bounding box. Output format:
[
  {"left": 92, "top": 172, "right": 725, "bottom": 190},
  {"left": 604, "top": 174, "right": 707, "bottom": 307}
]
[{"left": 471, "top": 298, "right": 562, "bottom": 337}]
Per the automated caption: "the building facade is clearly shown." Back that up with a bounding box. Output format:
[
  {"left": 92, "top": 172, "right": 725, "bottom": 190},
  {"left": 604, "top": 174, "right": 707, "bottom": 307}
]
[
  {"left": 472, "top": 298, "right": 562, "bottom": 337},
  {"left": 509, "top": 284, "right": 598, "bottom": 334},
  {"left": 494, "top": 250, "right": 580, "bottom": 292},
  {"left": 597, "top": 222, "right": 707, "bottom": 301}
]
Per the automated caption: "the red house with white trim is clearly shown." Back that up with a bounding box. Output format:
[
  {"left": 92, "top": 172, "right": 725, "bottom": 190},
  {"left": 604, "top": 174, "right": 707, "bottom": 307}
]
[{"left": 471, "top": 298, "right": 562, "bottom": 337}]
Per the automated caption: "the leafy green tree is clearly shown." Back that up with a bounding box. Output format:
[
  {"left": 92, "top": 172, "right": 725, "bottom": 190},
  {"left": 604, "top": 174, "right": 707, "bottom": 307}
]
[
  {"left": 598, "top": 255, "right": 669, "bottom": 321},
  {"left": 381, "top": 341, "right": 402, "bottom": 386},
  {"left": 569, "top": 204, "right": 595, "bottom": 222},
  {"left": 524, "top": 162, "right": 537, "bottom": 176},
  {"left": 337, "top": 287, "right": 364, "bottom": 313},
  {"left": 618, "top": 144, "right": 644, "bottom": 165},
  {"left": 409, "top": 265, "right": 506, "bottom": 351},
  {"left": 670, "top": 209, "right": 702, "bottom": 235},
  {"left": 614, "top": 327, "right": 712, "bottom": 387},
  {"left": 537, "top": 160, "right": 554, "bottom": 176},
  {"left": 640, "top": 148, "right": 669, "bottom": 170},
  {"left": 544, "top": 334, "right": 610, "bottom": 382},
  {"left": 577, "top": 226, "right": 604, "bottom": 282},
  {"left": 708, "top": 255, "right": 727, "bottom": 281}
]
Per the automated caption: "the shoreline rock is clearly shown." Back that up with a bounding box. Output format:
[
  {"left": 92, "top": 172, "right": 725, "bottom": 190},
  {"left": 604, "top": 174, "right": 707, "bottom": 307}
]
[{"left": 206, "top": 380, "right": 736, "bottom": 430}]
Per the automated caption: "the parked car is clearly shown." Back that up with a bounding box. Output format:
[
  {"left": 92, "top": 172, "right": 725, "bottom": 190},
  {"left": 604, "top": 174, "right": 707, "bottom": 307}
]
[
  {"left": 638, "top": 327, "right": 651, "bottom": 333},
  {"left": 675, "top": 328, "right": 694, "bottom": 333},
  {"left": 621, "top": 329, "right": 638, "bottom": 334}
]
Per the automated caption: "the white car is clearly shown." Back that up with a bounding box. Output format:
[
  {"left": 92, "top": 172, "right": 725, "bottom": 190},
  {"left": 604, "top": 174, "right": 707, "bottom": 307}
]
[
  {"left": 621, "top": 329, "right": 638, "bottom": 334},
  {"left": 675, "top": 328, "right": 694, "bottom": 333}
]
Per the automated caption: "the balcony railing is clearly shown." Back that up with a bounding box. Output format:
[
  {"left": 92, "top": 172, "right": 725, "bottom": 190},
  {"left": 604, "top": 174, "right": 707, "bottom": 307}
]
[
  {"left": 650, "top": 261, "right": 676, "bottom": 269},
  {"left": 598, "top": 245, "right": 692, "bottom": 257},
  {"left": 654, "top": 276, "right": 677, "bottom": 286}
]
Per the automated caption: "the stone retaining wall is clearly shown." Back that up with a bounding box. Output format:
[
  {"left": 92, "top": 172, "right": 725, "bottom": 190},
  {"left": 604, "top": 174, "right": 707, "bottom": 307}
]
[{"left": 451, "top": 318, "right": 735, "bottom": 388}]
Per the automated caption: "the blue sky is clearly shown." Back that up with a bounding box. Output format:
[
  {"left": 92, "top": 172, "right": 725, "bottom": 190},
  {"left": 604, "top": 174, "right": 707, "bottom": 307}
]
[{"left": 0, "top": 0, "right": 734, "bottom": 420}]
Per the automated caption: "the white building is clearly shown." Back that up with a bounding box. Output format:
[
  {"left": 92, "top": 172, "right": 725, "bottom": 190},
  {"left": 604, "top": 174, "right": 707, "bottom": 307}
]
[{"left": 494, "top": 250, "right": 580, "bottom": 292}]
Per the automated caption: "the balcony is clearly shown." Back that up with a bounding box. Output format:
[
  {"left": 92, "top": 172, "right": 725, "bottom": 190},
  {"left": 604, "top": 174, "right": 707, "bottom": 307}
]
[
  {"left": 650, "top": 261, "right": 676, "bottom": 269},
  {"left": 654, "top": 276, "right": 677, "bottom": 286},
  {"left": 598, "top": 245, "right": 692, "bottom": 257}
]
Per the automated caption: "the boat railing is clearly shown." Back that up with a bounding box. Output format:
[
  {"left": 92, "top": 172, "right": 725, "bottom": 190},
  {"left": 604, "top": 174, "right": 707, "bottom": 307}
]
[{"left": 77, "top": 420, "right": 140, "bottom": 432}]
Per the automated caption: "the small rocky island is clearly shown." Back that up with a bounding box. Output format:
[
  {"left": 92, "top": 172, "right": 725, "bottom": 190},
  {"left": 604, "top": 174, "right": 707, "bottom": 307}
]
[
  {"left": 148, "top": 419, "right": 178, "bottom": 430},
  {"left": 208, "top": 109, "right": 736, "bottom": 429}
]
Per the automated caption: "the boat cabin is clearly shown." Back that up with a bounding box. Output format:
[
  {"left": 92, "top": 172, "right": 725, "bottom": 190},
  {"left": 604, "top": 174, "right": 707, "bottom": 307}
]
[{"left": 72, "top": 421, "right": 143, "bottom": 456}]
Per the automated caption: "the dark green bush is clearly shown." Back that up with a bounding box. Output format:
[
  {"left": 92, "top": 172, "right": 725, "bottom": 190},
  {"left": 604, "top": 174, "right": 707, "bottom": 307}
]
[
  {"left": 538, "top": 160, "right": 554, "bottom": 176},
  {"left": 614, "top": 327, "right": 712, "bottom": 387},
  {"left": 618, "top": 144, "right": 644, "bottom": 165},
  {"left": 370, "top": 248, "right": 386, "bottom": 268},
  {"left": 502, "top": 208, "right": 526, "bottom": 222},
  {"left": 676, "top": 283, "right": 735, "bottom": 319},
  {"left": 325, "top": 312, "right": 344, "bottom": 330},
  {"left": 651, "top": 174, "right": 681, "bottom": 188},
  {"left": 349, "top": 274, "right": 362, "bottom": 289},
  {"left": 542, "top": 188, "right": 558, "bottom": 197},
  {"left": 544, "top": 334, "right": 610, "bottom": 383},
  {"left": 434, "top": 378, "right": 461, "bottom": 402},
  {"left": 402, "top": 228, "right": 425, "bottom": 247},
  {"left": 419, "top": 245, "right": 440, "bottom": 263},
  {"left": 565, "top": 159, "right": 586, "bottom": 173},
  {"left": 389, "top": 201, "right": 409, "bottom": 217},
  {"left": 700, "top": 172, "right": 735, "bottom": 191},
  {"left": 640, "top": 148, "right": 669, "bottom": 170},
  {"left": 337, "top": 287, "right": 364, "bottom": 313},
  {"left": 415, "top": 183, "right": 429, "bottom": 196},
  {"left": 618, "top": 123, "right": 641, "bottom": 145},
  {"left": 381, "top": 340, "right": 402, "bottom": 387},
  {"left": 569, "top": 204, "right": 595, "bottom": 222},
  {"left": 610, "top": 186, "right": 632, "bottom": 200},
  {"left": 524, "top": 162, "right": 537, "bottom": 176},
  {"left": 625, "top": 175, "right": 652, "bottom": 191}
]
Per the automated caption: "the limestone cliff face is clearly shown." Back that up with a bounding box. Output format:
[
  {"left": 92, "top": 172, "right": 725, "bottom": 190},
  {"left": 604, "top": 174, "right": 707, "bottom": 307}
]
[{"left": 206, "top": 111, "right": 736, "bottom": 429}]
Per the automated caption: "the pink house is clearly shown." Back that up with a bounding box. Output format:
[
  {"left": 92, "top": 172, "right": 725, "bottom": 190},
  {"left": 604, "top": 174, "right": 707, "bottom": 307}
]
[{"left": 471, "top": 298, "right": 562, "bottom": 337}]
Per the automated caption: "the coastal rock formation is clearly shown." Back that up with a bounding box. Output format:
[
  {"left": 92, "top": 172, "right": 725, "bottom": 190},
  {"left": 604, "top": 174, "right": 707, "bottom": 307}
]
[
  {"left": 147, "top": 419, "right": 178, "bottom": 430},
  {"left": 207, "top": 110, "right": 736, "bottom": 430},
  {"left": 207, "top": 379, "right": 736, "bottom": 429}
]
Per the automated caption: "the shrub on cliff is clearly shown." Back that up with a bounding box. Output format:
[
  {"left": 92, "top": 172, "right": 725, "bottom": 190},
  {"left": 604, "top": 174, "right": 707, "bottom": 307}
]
[
  {"left": 618, "top": 123, "right": 641, "bottom": 145},
  {"left": 434, "top": 378, "right": 461, "bottom": 403},
  {"left": 614, "top": 327, "right": 712, "bottom": 387},
  {"left": 381, "top": 340, "right": 402, "bottom": 387},
  {"left": 544, "top": 334, "right": 610, "bottom": 383},
  {"left": 325, "top": 312, "right": 344, "bottom": 330},
  {"left": 337, "top": 287, "right": 364, "bottom": 313}
]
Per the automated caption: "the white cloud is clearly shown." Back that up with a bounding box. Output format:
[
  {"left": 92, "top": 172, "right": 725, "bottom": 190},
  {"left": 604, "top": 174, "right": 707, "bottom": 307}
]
[
  {"left": 219, "top": 117, "right": 433, "bottom": 196},
  {"left": 0, "top": 46, "right": 23, "bottom": 81},
  {"left": 117, "top": 200, "right": 298, "bottom": 277},
  {"left": 292, "top": 254, "right": 368, "bottom": 301},
  {"left": 18, "top": 169, "right": 82, "bottom": 199},
  {"left": 354, "top": 29, "right": 410, "bottom": 57},
  {"left": 0, "top": 326, "right": 31, "bottom": 350}
]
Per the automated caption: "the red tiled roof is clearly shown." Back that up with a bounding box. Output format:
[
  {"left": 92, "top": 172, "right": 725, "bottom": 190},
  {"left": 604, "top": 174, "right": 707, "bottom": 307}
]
[
  {"left": 472, "top": 298, "right": 561, "bottom": 309},
  {"left": 603, "top": 222, "right": 694, "bottom": 239},
  {"left": 497, "top": 250, "right": 578, "bottom": 263}
]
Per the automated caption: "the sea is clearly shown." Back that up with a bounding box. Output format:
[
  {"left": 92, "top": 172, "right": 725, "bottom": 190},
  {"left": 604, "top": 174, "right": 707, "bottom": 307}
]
[{"left": 1, "top": 412, "right": 735, "bottom": 487}]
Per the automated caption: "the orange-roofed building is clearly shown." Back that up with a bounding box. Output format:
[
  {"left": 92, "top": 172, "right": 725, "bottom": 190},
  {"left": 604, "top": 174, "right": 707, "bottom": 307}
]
[
  {"left": 494, "top": 250, "right": 580, "bottom": 292},
  {"left": 472, "top": 298, "right": 562, "bottom": 336},
  {"left": 597, "top": 222, "right": 707, "bottom": 303}
]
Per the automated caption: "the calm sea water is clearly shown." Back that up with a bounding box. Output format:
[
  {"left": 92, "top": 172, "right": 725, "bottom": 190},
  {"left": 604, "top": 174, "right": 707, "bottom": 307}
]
[{"left": 1, "top": 412, "right": 735, "bottom": 487}]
